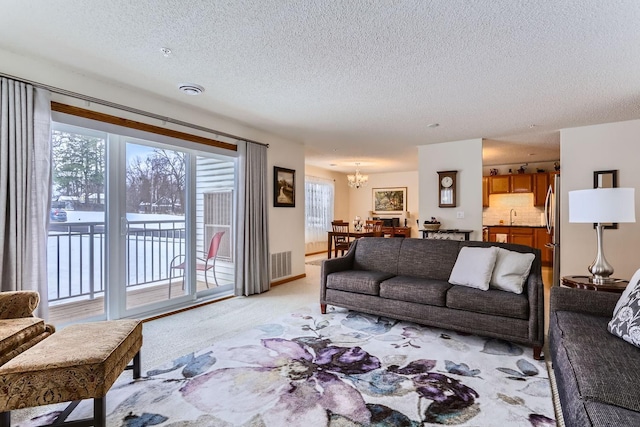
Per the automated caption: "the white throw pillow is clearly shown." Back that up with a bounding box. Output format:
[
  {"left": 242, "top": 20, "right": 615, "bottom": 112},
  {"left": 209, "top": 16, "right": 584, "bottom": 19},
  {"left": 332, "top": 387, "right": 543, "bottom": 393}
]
[
  {"left": 449, "top": 246, "right": 499, "bottom": 291},
  {"left": 613, "top": 268, "right": 640, "bottom": 315},
  {"left": 489, "top": 248, "right": 536, "bottom": 294},
  {"left": 609, "top": 276, "right": 640, "bottom": 347}
]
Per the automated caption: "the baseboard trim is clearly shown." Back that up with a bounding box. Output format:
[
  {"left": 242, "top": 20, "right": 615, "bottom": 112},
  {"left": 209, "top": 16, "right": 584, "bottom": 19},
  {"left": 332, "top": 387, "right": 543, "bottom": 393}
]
[
  {"left": 305, "top": 250, "right": 326, "bottom": 256},
  {"left": 271, "top": 273, "right": 306, "bottom": 287}
]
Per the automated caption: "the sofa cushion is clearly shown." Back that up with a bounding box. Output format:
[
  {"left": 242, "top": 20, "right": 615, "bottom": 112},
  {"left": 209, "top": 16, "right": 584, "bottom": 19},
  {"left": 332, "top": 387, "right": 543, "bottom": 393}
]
[
  {"left": 489, "top": 248, "right": 535, "bottom": 294},
  {"left": 396, "top": 239, "right": 461, "bottom": 280},
  {"left": 609, "top": 277, "right": 640, "bottom": 347},
  {"left": 326, "top": 270, "right": 395, "bottom": 296},
  {"left": 379, "top": 276, "right": 451, "bottom": 307},
  {"left": 553, "top": 311, "right": 640, "bottom": 413},
  {"left": 446, "top": 286, "right": 529, "bottom": 319},
  {"left": 353, "top": 237, "right": 402, "bottom": 275},
  {"left": 448, "top": 246, "right": 498, "bottom": 290}
]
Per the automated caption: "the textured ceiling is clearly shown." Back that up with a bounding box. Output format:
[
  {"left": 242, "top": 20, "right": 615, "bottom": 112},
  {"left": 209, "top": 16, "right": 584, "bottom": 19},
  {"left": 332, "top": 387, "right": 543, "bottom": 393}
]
[{"left": 2, "top": 1, "right": 640, "bottom": 173}]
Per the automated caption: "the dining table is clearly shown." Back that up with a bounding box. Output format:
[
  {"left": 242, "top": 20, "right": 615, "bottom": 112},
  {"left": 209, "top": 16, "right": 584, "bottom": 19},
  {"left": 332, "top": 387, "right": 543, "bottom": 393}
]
[{"left": 327, "top": 229, "right": 375, "bottom": 259}]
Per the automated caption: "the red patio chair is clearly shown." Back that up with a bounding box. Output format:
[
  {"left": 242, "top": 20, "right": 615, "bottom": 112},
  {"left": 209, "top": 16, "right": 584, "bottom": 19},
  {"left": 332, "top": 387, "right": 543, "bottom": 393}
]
[{"left": 169, "top": 231, "right": 224, "bottom": 297}]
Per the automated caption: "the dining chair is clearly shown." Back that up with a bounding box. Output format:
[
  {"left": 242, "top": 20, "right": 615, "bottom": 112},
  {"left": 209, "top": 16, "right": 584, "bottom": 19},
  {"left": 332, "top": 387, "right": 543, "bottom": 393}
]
[
  {"left": 365, "top": 220, "right": 384, "bottom": 237},
  {"left": 331, "top": 220, "right": 352, "bottom": 257},
  {"left": 169, "top": 231, "right": 225, "bottom": 297}
]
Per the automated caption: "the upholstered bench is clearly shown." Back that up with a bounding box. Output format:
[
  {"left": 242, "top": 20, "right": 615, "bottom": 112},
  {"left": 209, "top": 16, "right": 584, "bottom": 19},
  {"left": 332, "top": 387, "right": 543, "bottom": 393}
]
[{"left": 0, "top": 319, "right": 142, "bottom": 427}]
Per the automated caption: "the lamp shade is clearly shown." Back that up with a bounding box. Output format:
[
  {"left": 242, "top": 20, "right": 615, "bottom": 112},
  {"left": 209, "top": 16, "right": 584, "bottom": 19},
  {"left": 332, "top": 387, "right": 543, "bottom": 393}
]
[{"left": 568, "top": 188, "right": 636, "bottom": 223}]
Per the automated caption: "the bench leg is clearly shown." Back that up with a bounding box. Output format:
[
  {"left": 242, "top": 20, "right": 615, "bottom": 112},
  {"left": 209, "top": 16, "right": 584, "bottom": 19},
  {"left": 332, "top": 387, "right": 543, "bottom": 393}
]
[
  {"left": 94, "top": 397, "right": 106, "bottom": 427},
  {"left": 132, "top": 351, "right": 141, "bottom": 379},
  {"left": 0, "top": 411, "right": 10, "bottom": 427},
  {"left": 125, "top": 351, "right": 142, "bottom": 379}
]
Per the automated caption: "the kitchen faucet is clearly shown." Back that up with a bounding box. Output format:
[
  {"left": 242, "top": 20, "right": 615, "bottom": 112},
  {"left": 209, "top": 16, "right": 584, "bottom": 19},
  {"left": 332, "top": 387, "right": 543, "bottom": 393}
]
[{"left": 510, "top": 209, "right": 517, "bottom": 226}]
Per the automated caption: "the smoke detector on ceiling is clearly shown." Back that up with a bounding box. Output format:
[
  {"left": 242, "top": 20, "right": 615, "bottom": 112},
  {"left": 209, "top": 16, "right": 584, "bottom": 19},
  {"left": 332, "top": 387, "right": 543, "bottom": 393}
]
[{"left": 178, "top": 83, "right": 205, "bottom": 95}]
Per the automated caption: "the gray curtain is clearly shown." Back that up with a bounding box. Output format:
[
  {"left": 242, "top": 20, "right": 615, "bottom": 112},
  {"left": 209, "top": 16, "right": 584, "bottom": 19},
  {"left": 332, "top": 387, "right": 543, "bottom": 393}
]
[
  {"left": 235, "top": 141, "right": 270, "bottom": 296},
  {"left": 0, "top": 78, "right": 52, "bottom": 318}
]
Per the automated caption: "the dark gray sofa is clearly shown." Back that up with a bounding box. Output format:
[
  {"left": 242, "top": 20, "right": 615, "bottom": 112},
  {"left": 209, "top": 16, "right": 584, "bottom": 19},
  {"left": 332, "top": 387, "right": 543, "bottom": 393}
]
[
  {"left": 320, "top": 237, "right": 544, "bottom": 359},
  {"left": 549, "top": 286, "right": 640, "bottom": 426}
]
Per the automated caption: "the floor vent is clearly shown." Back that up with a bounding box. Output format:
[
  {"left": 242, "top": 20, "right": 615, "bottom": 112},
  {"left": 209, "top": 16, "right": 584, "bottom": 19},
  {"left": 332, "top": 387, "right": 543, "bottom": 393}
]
[{"left": 271, "top": 251, "right": 292, "bottom": 279}]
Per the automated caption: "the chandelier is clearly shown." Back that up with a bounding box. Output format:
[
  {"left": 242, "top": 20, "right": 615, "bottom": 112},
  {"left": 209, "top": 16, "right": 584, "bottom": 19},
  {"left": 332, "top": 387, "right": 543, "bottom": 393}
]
[{"left": 347, "top": 163, "right": 369, "bottom": 188}]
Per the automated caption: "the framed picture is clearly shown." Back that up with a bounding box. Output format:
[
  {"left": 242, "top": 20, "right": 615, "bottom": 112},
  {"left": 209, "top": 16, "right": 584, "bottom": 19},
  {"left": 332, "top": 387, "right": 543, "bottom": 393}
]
[
  {"left": 373, "top": 187, "right": 407, "bottom": 214},
  {"left": 593, "top": 169, "right": 618, "bottom": 229},
  {"left": 274, "top": 166, "right": 295, "bottom": 207}
]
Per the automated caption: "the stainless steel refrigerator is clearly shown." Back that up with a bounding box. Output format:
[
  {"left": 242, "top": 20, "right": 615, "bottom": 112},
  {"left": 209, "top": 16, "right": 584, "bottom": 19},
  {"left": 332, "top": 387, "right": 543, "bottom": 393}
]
[{"left": 544, "top": 174, "right": 561, "bottom": 286}]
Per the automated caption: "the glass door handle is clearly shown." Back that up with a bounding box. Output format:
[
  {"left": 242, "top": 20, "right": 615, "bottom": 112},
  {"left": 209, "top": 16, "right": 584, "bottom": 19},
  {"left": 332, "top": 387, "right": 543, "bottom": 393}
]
[{"left": 121, "top": 217, "right": 129, "bottom": 236}]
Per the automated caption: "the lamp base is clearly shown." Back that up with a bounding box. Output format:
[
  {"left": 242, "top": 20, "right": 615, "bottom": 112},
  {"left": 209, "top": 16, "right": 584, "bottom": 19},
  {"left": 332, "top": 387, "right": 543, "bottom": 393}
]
[
  {"left": 588, "top": 223, "right": 615, "bottom": 285},
  {"left": 589, "top": 275, "right": 616, "bottom": 285}
]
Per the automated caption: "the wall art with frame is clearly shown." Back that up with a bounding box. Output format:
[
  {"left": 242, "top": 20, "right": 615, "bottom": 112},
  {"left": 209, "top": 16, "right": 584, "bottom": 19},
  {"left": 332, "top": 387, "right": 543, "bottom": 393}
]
[
  {"left": 274, "top": 166, "right": 295, "bottom": 207},
  {"left": 372, "top": 187, "right": 407, "bottom": 214}
]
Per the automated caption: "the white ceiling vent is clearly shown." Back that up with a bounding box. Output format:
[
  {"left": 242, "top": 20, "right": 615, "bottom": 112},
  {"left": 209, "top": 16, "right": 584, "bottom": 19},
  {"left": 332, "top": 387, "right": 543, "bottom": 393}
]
[{"left": 178, "top": 83, "right": 204, "bottom": 95}]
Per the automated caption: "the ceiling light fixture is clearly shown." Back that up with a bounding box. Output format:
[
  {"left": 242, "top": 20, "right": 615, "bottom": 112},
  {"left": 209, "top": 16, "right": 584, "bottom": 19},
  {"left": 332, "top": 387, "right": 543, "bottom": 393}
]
[
  {"left": 347, "top": 163, "right": 368, "bottom": 189},
  {"left": 426, "top": 123, "right": 440, "bottom": 128},
  {"left": 178, "top": 83, "right": 205, "bottom": 95},
  {"left": 160, "top": 47, "right": 172, "bottom": 57}
]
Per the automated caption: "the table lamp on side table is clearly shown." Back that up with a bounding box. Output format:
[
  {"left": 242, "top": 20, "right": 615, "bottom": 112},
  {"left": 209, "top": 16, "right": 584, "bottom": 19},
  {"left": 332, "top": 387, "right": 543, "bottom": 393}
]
[{"left": 568, "top": 187, "right": 636, "bottom": 284}]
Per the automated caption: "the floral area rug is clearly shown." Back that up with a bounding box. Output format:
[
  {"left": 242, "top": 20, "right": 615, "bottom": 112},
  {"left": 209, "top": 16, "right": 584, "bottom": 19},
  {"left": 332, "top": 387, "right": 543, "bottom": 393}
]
[{"left": 16, "top": 307, "right": 556, "bottom": 427}]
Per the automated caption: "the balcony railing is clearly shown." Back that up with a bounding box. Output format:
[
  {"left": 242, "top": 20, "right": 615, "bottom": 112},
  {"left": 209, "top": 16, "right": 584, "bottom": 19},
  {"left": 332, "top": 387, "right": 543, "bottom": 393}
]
[{"left": 48, "top": 219, "right": 186, "bottom": 303}]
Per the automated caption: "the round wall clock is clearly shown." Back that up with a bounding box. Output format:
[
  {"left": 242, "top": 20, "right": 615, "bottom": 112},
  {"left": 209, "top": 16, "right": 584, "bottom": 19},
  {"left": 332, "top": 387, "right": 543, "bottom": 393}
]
[{"left": 438, "top": 170, "right": 457, "bottom": 207}]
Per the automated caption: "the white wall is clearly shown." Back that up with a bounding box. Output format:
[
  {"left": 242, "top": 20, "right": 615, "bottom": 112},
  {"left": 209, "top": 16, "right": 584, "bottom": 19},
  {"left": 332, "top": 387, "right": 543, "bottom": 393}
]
[
  {"left": 348, "top": 171, "right": 420, "bottom": 237},
  {"left": 418, "top": 139, "right": 484, "bottom": 240},
  {"left": 560, "top": 119, "right": 640, "bottom": 281},
  {"left": 1, "top": 48, "right": 307, "bottom": 280}
]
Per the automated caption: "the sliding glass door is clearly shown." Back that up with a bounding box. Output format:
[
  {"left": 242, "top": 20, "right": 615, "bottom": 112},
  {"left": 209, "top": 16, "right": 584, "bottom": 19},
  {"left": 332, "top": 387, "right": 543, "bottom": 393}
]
[{"left": 48, "top": 118, "right": 237, "bottom": 324}]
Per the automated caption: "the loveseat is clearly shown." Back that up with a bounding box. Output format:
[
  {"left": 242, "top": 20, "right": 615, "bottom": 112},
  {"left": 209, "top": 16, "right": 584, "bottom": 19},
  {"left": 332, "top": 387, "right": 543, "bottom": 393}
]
[
  {"left": 320, "top": 237, "right": 544, "bottom": 359},
  {"left": 549, "top": 285, "right": 640, "bottom": 426}
]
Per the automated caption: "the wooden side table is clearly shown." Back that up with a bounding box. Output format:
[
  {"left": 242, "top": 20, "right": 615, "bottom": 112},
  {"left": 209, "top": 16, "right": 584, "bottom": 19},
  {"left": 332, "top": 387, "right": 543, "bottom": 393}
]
[{"left": 561, "top": 275, "right": 628, "bottom": 294}]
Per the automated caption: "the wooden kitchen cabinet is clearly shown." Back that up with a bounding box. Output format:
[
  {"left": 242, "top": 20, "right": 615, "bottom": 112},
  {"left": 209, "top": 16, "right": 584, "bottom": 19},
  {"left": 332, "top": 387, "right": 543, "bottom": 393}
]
[
  {"left": 487, "top": 226, "right": 553, "bottom": 266},
  {"left": 482, "top": 177, "right": 489, "bottom": 207},
  {"left": 510, "top": 174, "right": 533, "bottom": 193},
  {"left": 487, "top": 226, "right": 534, "bottom": 247},
  {"left": 487, "top": 173, "right": 533, "bottom": 195},
  {"left": 533, "top": 173, "right": 549, "bottom": 207},
  {"left": 488, "top": 226, "right": 510, "bottom": 243},
  {"left": 510, "top": 227, "right": 534, "bottom": 246},
  {"left": 535, "top": 227, "right": 553, "bottom": 266},
  {"left": 488, "top": 175, "right": 510, "bottom": 194}
]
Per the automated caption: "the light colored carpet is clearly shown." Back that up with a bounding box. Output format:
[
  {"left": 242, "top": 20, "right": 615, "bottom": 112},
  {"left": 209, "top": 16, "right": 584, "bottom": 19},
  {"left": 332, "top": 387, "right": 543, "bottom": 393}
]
[
  {"left": 141, "top": 262, "right": 323, "bottom": 369},
  {"left": 12, "top": 261, "right": 560, "bottom": 426},
  {"left": 16, "top": 298, "right": 556, "bottom": 426}
]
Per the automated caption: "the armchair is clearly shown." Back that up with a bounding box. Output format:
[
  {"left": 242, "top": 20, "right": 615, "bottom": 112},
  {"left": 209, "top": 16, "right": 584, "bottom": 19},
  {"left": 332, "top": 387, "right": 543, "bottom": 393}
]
[{"left": 0, "top": 291, "right": 54, "bottom": 366}]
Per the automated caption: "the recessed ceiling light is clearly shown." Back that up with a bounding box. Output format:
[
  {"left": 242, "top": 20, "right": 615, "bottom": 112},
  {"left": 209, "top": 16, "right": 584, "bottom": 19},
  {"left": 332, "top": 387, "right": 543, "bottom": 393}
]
[
  {"left": 426, "top": 123, "right": 440, "bottom": 128},
  {"left": 529, "top": 124, "right": 537, "bottom": 129},
  {"left": 160, "top": 47, "right": 172, "bottom": 57},
  {"left": 178, "top": 83, "right": 205, "bottom": 95}
]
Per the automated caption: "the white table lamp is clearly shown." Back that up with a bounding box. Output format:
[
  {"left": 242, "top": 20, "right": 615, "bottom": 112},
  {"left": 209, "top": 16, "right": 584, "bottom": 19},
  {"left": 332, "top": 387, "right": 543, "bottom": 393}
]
[{"left": 569, "top": 187, "right": 636, "bottom": 283}]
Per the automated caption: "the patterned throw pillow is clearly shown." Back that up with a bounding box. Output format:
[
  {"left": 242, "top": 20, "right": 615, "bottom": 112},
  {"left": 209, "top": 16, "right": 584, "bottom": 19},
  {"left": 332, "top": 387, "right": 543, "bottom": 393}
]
[{"left": 608, "top": 279, "right": 640, "bottom": 347}]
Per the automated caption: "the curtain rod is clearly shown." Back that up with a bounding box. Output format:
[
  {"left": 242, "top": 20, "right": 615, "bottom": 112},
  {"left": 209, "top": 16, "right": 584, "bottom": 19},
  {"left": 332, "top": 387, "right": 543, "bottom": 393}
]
[{"left": 0, "top": 72, "right": 269, "bottom": 148}]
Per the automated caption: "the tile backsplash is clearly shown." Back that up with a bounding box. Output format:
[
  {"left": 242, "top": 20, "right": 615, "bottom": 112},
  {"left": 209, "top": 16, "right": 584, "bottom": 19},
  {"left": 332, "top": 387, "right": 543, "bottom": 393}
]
[{"left": 483, "top": 193, "right": 545, "bottom": 226}]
